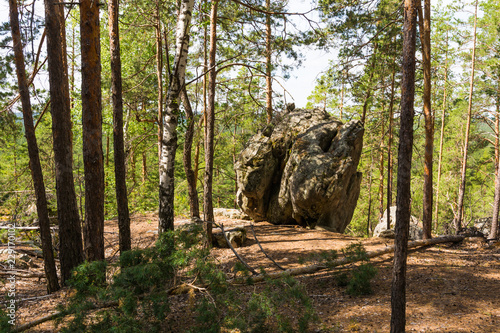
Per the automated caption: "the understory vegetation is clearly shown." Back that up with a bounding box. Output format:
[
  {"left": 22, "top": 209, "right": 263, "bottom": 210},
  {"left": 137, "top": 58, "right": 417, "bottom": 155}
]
[{"left": 32, "top": 226, "right": 374, "bottom": 332}]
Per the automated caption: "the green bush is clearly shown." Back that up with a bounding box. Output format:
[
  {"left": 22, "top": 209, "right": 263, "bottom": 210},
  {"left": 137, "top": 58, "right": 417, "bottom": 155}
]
[
  {"left": 346, "top": 263, "right": 377, "bottom": 296},
  {"left": 59, "top": 225, "right": 316, "bottom": 333},
  {"left": 0, "top": 307, "right": 13, "bottom": 333}
]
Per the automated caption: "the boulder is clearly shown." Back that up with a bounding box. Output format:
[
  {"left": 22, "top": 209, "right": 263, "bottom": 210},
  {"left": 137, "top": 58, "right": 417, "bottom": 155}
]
[
  {"left": 473, "top": 217, "right": 494, "bottom": 237},
  {"left": 373, "top": 206, "right": 423, "bottom": 240},
  {"left": 213, "top": 208, "right": 251, "bottom": 220},
  {"left": 235, "top": 107, "right": 364, "bottom": 232},
  {"left": 212, "top": 226, "right": 247, "bottom": 248}
]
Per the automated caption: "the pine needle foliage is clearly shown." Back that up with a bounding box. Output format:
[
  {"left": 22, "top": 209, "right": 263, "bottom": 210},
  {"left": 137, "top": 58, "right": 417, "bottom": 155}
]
[{"left": 57, "top": 224, "right": 316, "bottom": 332}]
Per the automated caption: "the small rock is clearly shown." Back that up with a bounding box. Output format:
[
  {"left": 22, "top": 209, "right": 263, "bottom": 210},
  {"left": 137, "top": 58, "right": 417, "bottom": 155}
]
[{"left": 212, "top": 226, "right": 247, "bottom": 248}]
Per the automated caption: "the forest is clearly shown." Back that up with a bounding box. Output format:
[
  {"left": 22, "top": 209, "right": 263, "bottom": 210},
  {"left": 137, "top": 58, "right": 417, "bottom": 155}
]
[{"left": 0, "top": 0, "right": 499, "bottom": 332}]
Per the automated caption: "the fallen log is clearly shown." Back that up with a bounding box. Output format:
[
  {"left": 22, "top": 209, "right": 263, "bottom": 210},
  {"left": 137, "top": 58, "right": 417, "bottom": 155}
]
[{"left": 231, "top": 235, "right": 465, "bottom": 284}]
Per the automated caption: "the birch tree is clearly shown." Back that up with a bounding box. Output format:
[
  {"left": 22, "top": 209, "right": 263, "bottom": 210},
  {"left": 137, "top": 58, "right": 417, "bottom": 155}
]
[{"left": 158, "top": 0, "right": 196, "bottom": 233}]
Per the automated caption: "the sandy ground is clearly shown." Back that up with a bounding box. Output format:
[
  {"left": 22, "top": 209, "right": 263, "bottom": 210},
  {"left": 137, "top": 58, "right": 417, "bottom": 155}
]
[{"left": 1, "top": 211, "right": 499, "bottom": 332}]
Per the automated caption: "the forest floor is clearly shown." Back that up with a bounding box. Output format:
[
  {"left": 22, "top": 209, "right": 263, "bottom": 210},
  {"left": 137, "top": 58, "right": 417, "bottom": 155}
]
[{"left": 2, "top": 211, "right": 500, "bottom": 332}]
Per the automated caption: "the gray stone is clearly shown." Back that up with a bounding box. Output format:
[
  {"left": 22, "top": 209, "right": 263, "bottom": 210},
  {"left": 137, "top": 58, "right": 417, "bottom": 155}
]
[
  {"left": 373, "top": 206, "right": 423, "bottom": 240},
  {"left": 236, "top": 108, "right": 364, "bottom": 232},
  {"left": 212, "top": 226, "right": 247, "bottom": 248},
  {"left": 473, "top": 217, "right": 494, "bottom": 237},
  {"left": 213, "top": 208, "right": 251, "bottom": 220}
]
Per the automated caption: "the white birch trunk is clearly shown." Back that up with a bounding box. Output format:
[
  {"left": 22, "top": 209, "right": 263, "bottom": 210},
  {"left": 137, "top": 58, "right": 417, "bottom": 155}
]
[{"left": 158, "top": 0, "right": 195, "bottom": 233}]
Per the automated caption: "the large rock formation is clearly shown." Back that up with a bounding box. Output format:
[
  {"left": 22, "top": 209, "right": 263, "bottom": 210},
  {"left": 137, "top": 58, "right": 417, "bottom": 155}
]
[
  {"left": 373, "top": 206, "right": 423, "bottom": 240},
  {"left": 235, "top": 107, "right": 364, "bottom": 233}
]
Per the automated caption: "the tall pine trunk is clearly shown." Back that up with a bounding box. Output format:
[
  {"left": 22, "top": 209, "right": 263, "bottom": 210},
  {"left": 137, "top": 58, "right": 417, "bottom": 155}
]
[
  {"left": 9, "top": 0, "right": 60, "bottom": 293},
  {"left": 378, "top": 108, "right": 385, "bottom": 220},
  {"left": 109, "top": 0, "right": 131, "bottom": 253},
  {"left": 204, "top": 0, "right": 218, "bottom": 243},
  {"left": 386, "top": 68, "right": 396, "bottom": 230},
  {"left": 455, "top": 0, "right": 478, "bottom": 233},
  {"left": 265, "top": 0, "right": 272, "bottom": 123},
  {"left": 488, "top": 85, "right": 500, "bottom": 240},
  {"left": 158, "top": 0, "right": 195, "bottom": 233},
  {"left": 155, "top": 2, "right": 163, "bottom": 163},
  {"left": 44, "top": 0, "right": 84, "bottom": 283},
  {"left": 390, "top": 0, "right": 417, "bottom": 330},
  {"left": 81, "top": 0, "right": 105, "bottom": 261},
  {"left": 418, "top": 0, "right": 433, "bottom": 239},
  {"left": 434, "top": 31, "right": 449, "bottom": 230},
  {"left": 182, "top": 86, "right": 200, "bottom": 219}
]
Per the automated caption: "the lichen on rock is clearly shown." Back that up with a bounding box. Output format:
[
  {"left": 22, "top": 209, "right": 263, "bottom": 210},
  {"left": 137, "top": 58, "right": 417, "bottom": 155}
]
[{"left": 235, "top": 108, "right": 364, "bottom": 233}]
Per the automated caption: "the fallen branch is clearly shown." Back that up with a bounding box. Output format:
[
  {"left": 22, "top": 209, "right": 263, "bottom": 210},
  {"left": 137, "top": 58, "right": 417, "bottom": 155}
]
[
  {"left": 0, "top": 270, "right": 44, "bottom": 278},
  {"left": 232, "top": 235, "right": 465, "bottom": 284},
  {"left": 250, "top": 224, "right": 285, "bottom": 271},
  {"left": 214, "top": 222, "right": 258, "bottom": 275}
]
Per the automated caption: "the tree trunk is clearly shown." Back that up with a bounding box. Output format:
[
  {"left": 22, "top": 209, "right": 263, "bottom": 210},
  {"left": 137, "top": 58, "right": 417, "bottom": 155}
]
[
  {"left": 44, "top": 0, "right": 84, "bottom": 283},
  {"left": 109, "top": 0, "right": 131, "bottom": 253},
  {"left": 81, "top": 0, "right": 105, "bottom": 261},
  {"left": 489, "top": 84, "right": 500, "bottom": 240},
  {"left": 390, "top": 0, "right": 417, "bottom": 331},
  {"left": 181, "top": 86, "right": 200, "bottom": 219},
  {"left": 434, "top": 31, "right": 449, "bottom": 230},
  {"left": 418, "top": 0, "right": 433, "bottom": 240},
  {"left": 489, "top": 161, "right": 500, "bottom": 240},
  {"left": 454, "top": 0, "right": 478, "bottom": 234},
  {"left": 9, "top": 0, "right": 60, "bottom": 293},
  {"left": 366, "top": 148, "right": 374, "bottom": 236},
  {"left": 386, "top": 67, "right": 396, "bottom": 230},
  {"left": 361, "top": 44, "right": 377, "bottom": 124},
  {"left": 155, "top": 2, "right": 163, "bottom": 163},
  {"left": 378, "top": 109, "right": 385, "bottom": 220},
  {"left": 158, "top": 0, "right": 195, "bottom": 233},
  {"left": 204, "top": 0, "right": 218, "bottom": 243},
  {"left": 265, "top": 0, "right": 272, "bottom": 123}
]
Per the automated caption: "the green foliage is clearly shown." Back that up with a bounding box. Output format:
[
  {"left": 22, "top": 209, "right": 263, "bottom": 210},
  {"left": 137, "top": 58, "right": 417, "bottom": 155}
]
[
  {"left": 0, "top": 307, "right": 13, "bottom": 333},
  {"left": 59, "top": 225, "right": 316, "bottom": 333},
  {"left": 346, "top": 264, "right": 378, "bottom": 296},
  {"left": 327, "top": 243, "right": 377, "bottom": 296}
]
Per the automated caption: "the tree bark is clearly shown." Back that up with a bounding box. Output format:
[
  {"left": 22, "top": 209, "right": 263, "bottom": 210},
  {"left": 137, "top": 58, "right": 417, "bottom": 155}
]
[
  {"left": 418, "top": 0, "right": 433, "bottom": 240},
  {"left": 155, "top": 2, "right": 164, "bottom": 163},
  {"left": 81, "top": 0, "right": 105, "bottom": 261},
  {"left": 454, "top": 0, "right": 478, "bottom": 234},
  {"left": 378, "top": 109, "right": 385, "bottom": 220},
  {"left": 489, "top": 84, "right": 500, "bottom": 240},
  {"left": 158, "top": 0, "right": 195, "bottom": 233},
  {"left": 204, "top": 0, "right": 218, "bottom": 243},
  {"left": 181, "top": 86, "right": 200, "bottom": 219},
  {"left": 44, "top": 0, "right": 84, "bottom": 283},
  {"left": 386, "top": 67, "right": 396, "bottom": 230},
  {"left": 434, "top": 31, "right": 449, "bottom": 229},
  {"left": 109, "top": 0, "right": 131, "bottom": 253},
  {"left": 9, "top": 0, "right": 60, "bottom": 293},
  {"left": 391, "top": 0, "right": 417, "bottom": 331},
  {"left": 366, "top": 148, "right": 374, "bottom": 236},
  {"left": 361, "top": 44, "right": 377, "bottom": 124},
  {"left": 265, "top": 0, "right": 272, "bottom": 123}
]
